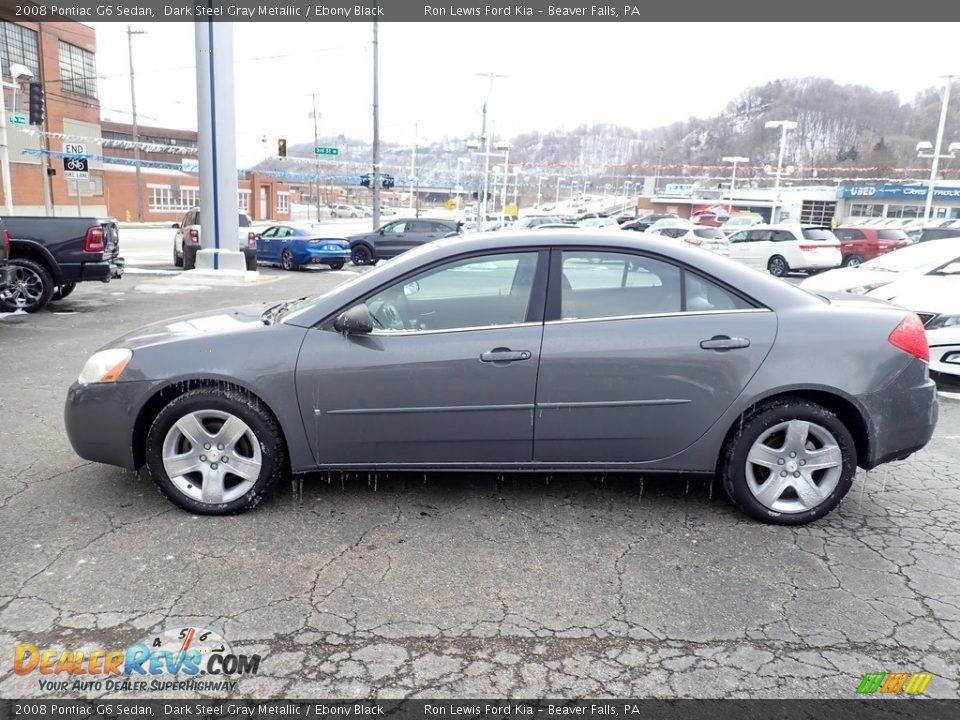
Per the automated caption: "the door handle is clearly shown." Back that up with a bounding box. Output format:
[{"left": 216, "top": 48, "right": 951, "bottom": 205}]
[
  {"left": 700, "top": 335, "right": 751, "bottom": 351},
  {"left": 480, "top": 348, "right": 532, "bottom": 363}
]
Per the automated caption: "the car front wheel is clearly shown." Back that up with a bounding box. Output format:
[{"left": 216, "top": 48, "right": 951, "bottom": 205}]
[
  {"left": 720, "top": 399, "right": 857, "bottom": 525},
  {"left": 145, "top": 388, "right": 287, "bottom": 514}
]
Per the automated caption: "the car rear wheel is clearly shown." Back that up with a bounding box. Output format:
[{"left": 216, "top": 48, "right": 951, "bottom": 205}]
[
  {"left": 281, "top": 249, "right": 298, "bottom": 271},
  {"left": 145, "top": 388, "right": 287, "bottom": 514},
  {"left": 173, "top": 244, "right": 184, "bottom": 268},
  {"left": 0, "top": 258, "right": 54, "bottom": 313},
  {"left": 720, "top": 399, "right": 857, "bottom": 525},
  {"left": 352, "top": 244, "right": 374, "bottom": 266},
  {"left": 767, "top": 255, "right": 789, "bottom": 277},
  {"left": 843, "top": 254, "right": 865, "bottom": 267},
  {"left": 328, "top": 260, "right": 345, "bottom": 270}
]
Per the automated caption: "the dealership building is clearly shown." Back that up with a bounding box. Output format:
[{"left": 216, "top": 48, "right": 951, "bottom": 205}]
[{"left": 835, "top": 181, "right": 960, "bottom": 223}]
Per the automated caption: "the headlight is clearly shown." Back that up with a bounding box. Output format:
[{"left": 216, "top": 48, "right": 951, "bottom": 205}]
[
  {"left": 926, "top": 314, "right": 960, "bottom": 330},
  {"left": 846, "top": 282, "right": 892, "bottom": 295},
  {"left": 78, "top": 348, "right": 132, "bottom": 385}
]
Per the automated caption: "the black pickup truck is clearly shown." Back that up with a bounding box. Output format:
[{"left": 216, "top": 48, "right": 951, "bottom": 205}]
[{"left": 0, "top": 216, "right": 123, "bottom": 313}]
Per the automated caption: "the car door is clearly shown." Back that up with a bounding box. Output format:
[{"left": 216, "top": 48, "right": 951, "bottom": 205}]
[
  {"left": 402, "top": 220, "right": 440, "bottom": 252},
  {"left": 727, "top": 230, "right": 751, "bottom": 265},
  {"left": 376, "top": 221, "right": 408, "bottom": 258},
  {"left": 257, "top": 226, "right": 278, "bottom": 261},
  {"left": 533, "top": 248, "right": 776, "bottom": 464},
  {"left": 295, "top": 250, "right": 548, "bottom": 465}
]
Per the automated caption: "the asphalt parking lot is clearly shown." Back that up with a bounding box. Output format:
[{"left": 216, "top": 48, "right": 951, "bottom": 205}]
[{"left": 1, "top": 252, "right": 959, "bottom": 699}]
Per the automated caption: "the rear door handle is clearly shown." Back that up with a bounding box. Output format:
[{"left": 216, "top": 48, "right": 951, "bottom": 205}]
[
  {"left": 700, "top": 335, "right": 751, "bottom": 351},
  {"left": 480, "top": 348, "right": 532, "bottom": 363}
]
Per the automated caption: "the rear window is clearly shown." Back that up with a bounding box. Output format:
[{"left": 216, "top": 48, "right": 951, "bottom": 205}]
[
  {"left": 877, "top": 230, "right": 908, "bottom": 241},
  {"left": 801, "top": 228, "right": 838, "bottom": 242},
  {"left": 238, "top": 214, "right": 251, "bottom": 227},
  {"left": 694, "top": 228, "right": 725, "bottom": 239}
]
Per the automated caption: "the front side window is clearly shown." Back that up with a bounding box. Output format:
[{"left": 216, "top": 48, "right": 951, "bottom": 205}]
[
  {"left": 383, "top": 222, "right": 406, "bottom": 234},
  {"left": 362, "top": 252, "right": 539, "bottom": 332}
]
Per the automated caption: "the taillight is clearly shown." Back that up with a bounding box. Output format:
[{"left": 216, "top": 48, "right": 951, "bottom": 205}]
[
  {"left": 247, "top": 231, "right": 256, "bottom": 246},
  {"left": 685, "top": 237, "right": 703, "bottom": 246},
  {"left": 188, "top": 228, "right": 199, "bottom": 243},
  {"left": 2, "top": 228, "right": 10, "bottom": 257},
  {"left": 83, "top": 226, "right": 104, "bottom": 253},
  {"left": 888, "top": 314, "right": 929, "bottom": 363}
]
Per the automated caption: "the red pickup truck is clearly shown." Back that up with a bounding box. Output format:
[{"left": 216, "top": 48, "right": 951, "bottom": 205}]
[{"left": 834, "top": 226, "right": 911, "bottom": 267}]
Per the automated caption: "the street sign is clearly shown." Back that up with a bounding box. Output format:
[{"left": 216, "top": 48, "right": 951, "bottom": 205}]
[
  {"left": 314, "top": 147, "right": 339, "bottom": 156},
  {"left": 444, "top": 199, "right": 456, "bottom": 211},
  {"left": 63, "top": 156, "right": 89, "bottom": 180},
  {"left": 63, "top": 142, "right": 87, "bottom": 156},
  {"left": 8, "top": 114, "right": 27, "bottom": 126}
]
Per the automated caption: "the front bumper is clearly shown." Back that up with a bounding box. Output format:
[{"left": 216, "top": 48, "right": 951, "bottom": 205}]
[
  {"left": 65, "top": 380, "right": 153, "bottom": 470},
  {"left": 858, "top": 358, "right": 938, "bottom": 469}
]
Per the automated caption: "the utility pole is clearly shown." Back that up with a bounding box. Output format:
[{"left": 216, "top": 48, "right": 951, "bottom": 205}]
[
  {"left": 371, "top": 20, "right": 380, "bottom": 231},
  {"left": 127, "top": 26, "right": 146, "bottom": 222},
  {"left": 0, "top": 81, "right": 13, "bottom": 215},
  {"left": 409, "top": 122, "right": 417, "bottom": 215},
  {"left": 921, "top": 75, "right": 956, "bottom": 222},
  {"left": 312, "top": 92, "right": 320, "bottom": 221},
  {"left": 475, "top": 71, "right": 508, "bottom": 220}
]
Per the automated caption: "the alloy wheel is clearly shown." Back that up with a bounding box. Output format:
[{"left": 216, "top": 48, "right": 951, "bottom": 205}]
[
  {"left": 744, "top": 419, "right": 843, "bottom": 514},
  {"left": 1, "top": 266, "right": 44, "bottom": 308},
  {"left": 161, "top": 410, "right": 262, "bottom": 504}
]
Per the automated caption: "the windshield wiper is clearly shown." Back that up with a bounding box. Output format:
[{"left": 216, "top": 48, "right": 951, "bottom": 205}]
[{"left": 261, "top": 297, "right": 308, "bottom": 325}]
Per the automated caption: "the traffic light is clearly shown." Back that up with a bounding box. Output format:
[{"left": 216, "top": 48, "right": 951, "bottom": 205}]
[
  {"left": 28, "top": 82, "right": 44, "bottom": 125},
  {"left": 381, "top": 174, "right": 395, "bottom": 189},
  {"left": 360, "top": 173, "right": 371, "bottom": 187},
  {"left": 277, "top": 138, "right": 287, "bottom": 158}
]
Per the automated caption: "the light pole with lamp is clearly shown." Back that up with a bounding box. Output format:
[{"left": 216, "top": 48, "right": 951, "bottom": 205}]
[
  {"left": 492, "top": 165, "right": 502, "bottom": 214},
  {"left": 512, "top": 167, "right": 521, "bottom": 208},
  {"left": 537, "top": 175, "right": 548, "bottom": 208},
  {"left": 453, "top": 156, "right": 471, "bottom": 210},
  {"left": 0, "top": 64, "right": 34, "bottom": 215},
  {"left": 721, "top": 156, "right": 749, "bottom": 215},
  {"left": 917, "top": 75, "right": 957, "bottom": 222},
  {"left": 764, "top": 120, "right": 797, "bottom": 222},
  {"left": 555, "top": 175, "right": 562, "bottom": 205},
  {"left": 582, "top": 180, "right": 591, "bottom": 205}
]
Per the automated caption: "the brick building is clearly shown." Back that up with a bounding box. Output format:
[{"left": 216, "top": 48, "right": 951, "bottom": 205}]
[{"left": 1, "top": 17, "right": 291, "bottom": 221}]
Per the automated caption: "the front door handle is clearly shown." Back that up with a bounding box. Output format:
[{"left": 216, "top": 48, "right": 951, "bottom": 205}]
[
  {"left": 700, "top": 335, "right": 751, "bottom": 351},
  {"left": 480, "top": 348, "right": 532, "bottom": 363}
]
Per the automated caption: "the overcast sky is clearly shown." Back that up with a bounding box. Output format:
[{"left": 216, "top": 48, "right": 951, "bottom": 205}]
[{"left": 91, "top": 22, "right": 959, "bottom": 166}]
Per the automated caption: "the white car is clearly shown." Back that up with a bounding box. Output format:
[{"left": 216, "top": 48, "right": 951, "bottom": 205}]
[
  {"left": 512, "top": 215, "right": 563, "bottom": 230},
  {"left": 576, "top": 217, "right": 620, "bottom": 229},
  {"left": 648, "top": 224, "right": 730, "bottom": 255},
  {"left": 727, "top": 224, "right": 842, "bottom": 277},
  {"left": 648, "top": 217, "right": 694, "bottom": 232},
  {"left": 720, "top": 214, "right": 763, "bottom": 234}
]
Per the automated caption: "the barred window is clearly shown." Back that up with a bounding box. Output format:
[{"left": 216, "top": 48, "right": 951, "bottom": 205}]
[
  {"left": 238, "top": 190, "right": 251, "bottom": 212},
  {"left": 0, "top": 22, "right": 40, "bottom": 80},
  {"left": 58, "top": 40, "right": 98, "bottom": 98},
  {"left": 148, "top": 185, "right": 175, "bottom": 212},
  {"left": 277, "top": 192, "right": 289, "bottom": 213}
]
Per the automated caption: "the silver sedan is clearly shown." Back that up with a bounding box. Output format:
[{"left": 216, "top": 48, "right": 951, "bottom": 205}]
[{"left": 65, "top": 231, "right": 938, "bottom": 524}]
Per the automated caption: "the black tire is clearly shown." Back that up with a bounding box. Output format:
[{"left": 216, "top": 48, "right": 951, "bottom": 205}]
[
  {"left": 842, "top": 254, "right": 865, "bottom": 268},
  {"left": 720, "top": 399, "right": 857, "bottom": 525},
  {"left": 0, "top": 258, "right": 54, "bottom": 313},
  {"left": 145, "top": 387, "right": 287, "bottom": 515},
  {"left": 183, "top": 245, "right": 197, "bottom": 271},
  {"left": 281, "top": 249, "right": 299, "bottom": 271},
  {"left": 351, "top": 244, "right": 374, "bottom": 266},
  {"left": 50, "top": 283, "right": 77, "bottom": 302},
  {"left": 767, "top": 255, "right": 789, "bottom": 277},
  {"left": 173, "top": 244, "right": 184, "bottom": 268},
  {"left": 328, "top": 260, "right": 345, "bottom": 270}
]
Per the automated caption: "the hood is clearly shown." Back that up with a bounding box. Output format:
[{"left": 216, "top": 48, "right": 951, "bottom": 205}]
[
  {"left": 800, "top": 266, "right": 903, "bottom": 292},
  {"left": 869, "top": 275, "right": 960, "bottom": 315},
  {"left": 103, "top": 303, "right": 272, "bottom": 351}
]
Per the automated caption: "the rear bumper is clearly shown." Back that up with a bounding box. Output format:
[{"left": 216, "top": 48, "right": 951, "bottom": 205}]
[
  {"left": 59, "top": 261, "right": 113, "bottom": 283},
  {"left": 298, "top": 248, "right": 352, "bottom": 264},
  {"left": 858, "top": 358, "right": 938, "bottom": 469}
]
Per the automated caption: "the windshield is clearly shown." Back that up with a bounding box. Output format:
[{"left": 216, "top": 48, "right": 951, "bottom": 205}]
[{"left": 860, "top": 240, "right": 960, "bottom": 272}]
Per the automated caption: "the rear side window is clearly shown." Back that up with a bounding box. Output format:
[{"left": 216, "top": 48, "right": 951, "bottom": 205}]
[
  {"left": 877, "top": 230, "right": 908, "bottom": 241},
  {"left": 772, "top": 231, "right": 796, "bottom": 242},
  {"left": 835, "top": 229, "right": 864, "bottom": 240},
  {"left": 801, "top": 228, "right": 838, "bottom": 241}
]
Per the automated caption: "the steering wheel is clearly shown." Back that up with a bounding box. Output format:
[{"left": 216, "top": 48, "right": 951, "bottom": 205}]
[{"left": 369, "top": 299, "right": 406, "bottom": 330}]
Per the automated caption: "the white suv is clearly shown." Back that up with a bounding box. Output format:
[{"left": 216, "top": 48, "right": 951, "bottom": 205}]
[{"left": 727, "top": 224, "right": 842, "bottom": 277}]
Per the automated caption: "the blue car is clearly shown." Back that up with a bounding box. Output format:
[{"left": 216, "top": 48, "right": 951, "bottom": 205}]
[{"left": 255, "top": 223, "right": 352, "bottom": 271}]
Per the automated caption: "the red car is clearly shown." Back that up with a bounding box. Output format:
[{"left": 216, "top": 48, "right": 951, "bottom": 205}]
[{"left": 834, "top": 226, "right": 911, "bottom": 267}]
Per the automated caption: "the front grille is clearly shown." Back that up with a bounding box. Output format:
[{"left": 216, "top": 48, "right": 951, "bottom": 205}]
[{"left": 916, "top": 312, "right": 938, "bottom": 327}]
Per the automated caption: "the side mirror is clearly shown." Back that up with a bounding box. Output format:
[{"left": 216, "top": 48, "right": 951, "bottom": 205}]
[
  {"left": 938, "top": 261, "right": 960, "bottom": 275},
  {"left": 172, "top": 222, "right": 180, "bottom": 229},
  {"left": 379, "top": 228, "right": 385, "bottom": 235},
  {"left": 334, "top": 304, "right": 373, "bottom": 335}
]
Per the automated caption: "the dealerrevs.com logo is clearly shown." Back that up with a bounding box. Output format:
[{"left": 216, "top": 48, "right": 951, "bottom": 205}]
[
  {"left": 14, "top": 626, "right": 261, "bottom": 693},
  {"left": 856, "top": 672, "right": 933, "bottom": 695}
]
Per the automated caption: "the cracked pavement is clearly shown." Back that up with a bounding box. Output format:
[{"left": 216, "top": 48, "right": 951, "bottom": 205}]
[{"left": 1, "top": 267, "right": 959, "bottom": 699}]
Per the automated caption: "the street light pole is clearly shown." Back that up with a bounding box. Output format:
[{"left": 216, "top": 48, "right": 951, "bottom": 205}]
[
  {"left": 127, "top": 26, "right": 146, "bottom": 222},
  {"left": 919, "top": 75, "right": 956, "bottom": 222},
  {"left": 537, "top": 175, "right": 547, "bottom": 208},
  {"left": 371, "top": 20, "right": 380, "bottom": 230},
  {"left": 764, "top": 120, "right": 797, "bottom": 222},
  {"left": 475, "top": 71, "right": 508, "bottom": 220},
  {"left": 555, "top": 176, "right": 561, "bottom": 205},
  {"left": 722, "top": 155, "right": 749, "bottom": 214},
  {"left": 0, "top": 80, "right": 14, "bottom": 215}
]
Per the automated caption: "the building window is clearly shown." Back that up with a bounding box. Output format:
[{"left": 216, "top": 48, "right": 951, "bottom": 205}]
[
  {"left": 850, "top": 203, "right": 884, "bottom": 218},
  {"left": 0, "top": 22, "right": 40, "bottom": 80},
  {"left": 277, "top": 192, "right": 289, "bottom": 213},
  {"left": 148, "top": 185, "right": 175, "bottom": 212},
  {"left": 238, "top": 190, "right": 251, "bottom": 212},
  {"left": 179, "top": 187, "right": 199, "bottom": 209},
  {"left": 886, "top": 205, "right": 922, "bottom": 219},
  {"left": 58, "top": 41, "right": 98, "bottom": 98}
]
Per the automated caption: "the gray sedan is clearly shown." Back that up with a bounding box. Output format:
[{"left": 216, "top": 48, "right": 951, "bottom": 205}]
[{"left": 65, "top": 232, "right": 938, "bottom": 524}]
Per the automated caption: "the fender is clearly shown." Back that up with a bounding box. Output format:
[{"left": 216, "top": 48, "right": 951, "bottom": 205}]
[{"left": 8, "top": 239, "right": 63, "bottom": 283}]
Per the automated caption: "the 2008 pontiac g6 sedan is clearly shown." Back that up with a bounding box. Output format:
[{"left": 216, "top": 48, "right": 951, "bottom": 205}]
[{"left": 65, "top": 232, "right": 938, "bottom": 524}]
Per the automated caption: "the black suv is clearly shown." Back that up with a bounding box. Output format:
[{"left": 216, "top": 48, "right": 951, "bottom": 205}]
[{"left": 347, "top": 218, "right": 461, "bottom": 265}]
